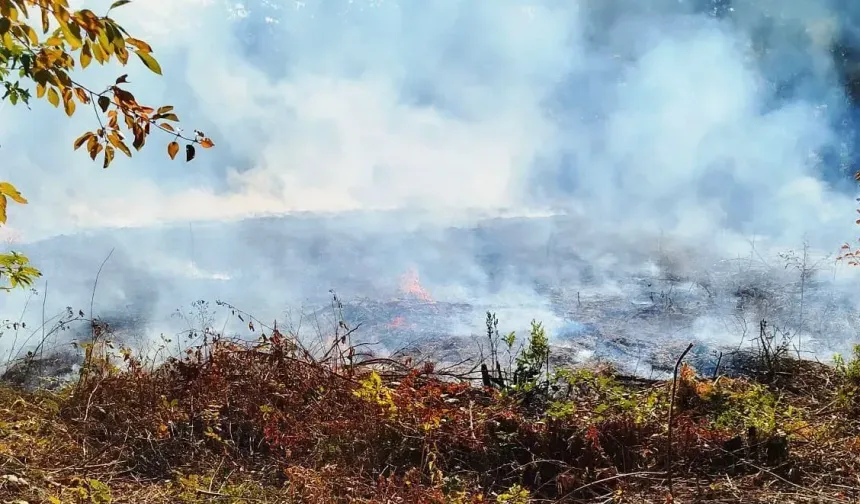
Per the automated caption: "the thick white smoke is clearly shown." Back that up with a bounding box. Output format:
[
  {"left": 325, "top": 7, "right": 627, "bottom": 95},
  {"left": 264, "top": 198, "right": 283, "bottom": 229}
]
[{"left": 1, "top": 0, "right": 860, "bottom": 369}]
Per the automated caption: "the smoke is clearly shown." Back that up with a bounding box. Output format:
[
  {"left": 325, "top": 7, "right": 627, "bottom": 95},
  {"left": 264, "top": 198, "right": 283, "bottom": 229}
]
[{"left": 2, "top": 0, "right": 860, "bottom": 365}]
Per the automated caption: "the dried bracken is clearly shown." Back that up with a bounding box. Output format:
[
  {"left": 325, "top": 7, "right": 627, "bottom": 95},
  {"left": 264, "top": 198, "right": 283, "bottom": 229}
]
[{"left": 1, "top": 318, "right": 859, "bottom": 504}]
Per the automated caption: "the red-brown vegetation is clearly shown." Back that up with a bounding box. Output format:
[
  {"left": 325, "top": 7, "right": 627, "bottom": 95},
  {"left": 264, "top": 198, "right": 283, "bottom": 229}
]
[{"left": 1, "top": 328, "right": 859, "bottom": 503}]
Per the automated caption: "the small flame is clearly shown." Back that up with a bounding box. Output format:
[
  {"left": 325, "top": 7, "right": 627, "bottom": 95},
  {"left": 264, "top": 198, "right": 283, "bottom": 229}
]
[
  {"left": 388, "top": 315, "right": 407, "bottom": 328},
  {"left": 399, "top": 268, "right": 434, "bottom": 303}
]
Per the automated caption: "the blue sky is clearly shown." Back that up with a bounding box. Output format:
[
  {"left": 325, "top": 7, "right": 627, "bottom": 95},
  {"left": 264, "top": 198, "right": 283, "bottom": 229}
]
[{"left": 0, "top": 0, "right": 857, "bottom": 250}]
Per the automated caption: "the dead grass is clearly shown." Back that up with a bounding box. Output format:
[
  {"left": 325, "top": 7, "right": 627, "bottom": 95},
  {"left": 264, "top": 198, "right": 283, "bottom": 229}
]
[{"left": 1, "top": 329, "right": 860, "bottom": 504}]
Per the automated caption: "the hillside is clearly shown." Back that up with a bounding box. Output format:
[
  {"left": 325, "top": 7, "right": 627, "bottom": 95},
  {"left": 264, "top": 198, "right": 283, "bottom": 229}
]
[{"left": 1, "top": 320, "right": 859, "bottom": 504}]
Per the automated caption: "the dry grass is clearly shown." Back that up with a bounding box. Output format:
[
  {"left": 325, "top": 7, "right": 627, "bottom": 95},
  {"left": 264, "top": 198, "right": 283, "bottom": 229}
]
[{"left": 1, "top": 328, "right": 860, "bottom": 504}]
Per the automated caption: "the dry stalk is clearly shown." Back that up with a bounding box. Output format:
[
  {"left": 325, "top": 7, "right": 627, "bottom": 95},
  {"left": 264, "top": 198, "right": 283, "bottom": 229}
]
[{"left": 667, "top": 342, "right": 694, "bottom": 494}]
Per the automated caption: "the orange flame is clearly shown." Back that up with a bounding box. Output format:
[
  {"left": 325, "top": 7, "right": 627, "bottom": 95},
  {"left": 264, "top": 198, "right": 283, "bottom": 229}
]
[
  {"left": 399, "top": 268, "right": 434, "bottom": 303},
  {"left": 388, "top": 316, "right": 407, "bottom": 329}
]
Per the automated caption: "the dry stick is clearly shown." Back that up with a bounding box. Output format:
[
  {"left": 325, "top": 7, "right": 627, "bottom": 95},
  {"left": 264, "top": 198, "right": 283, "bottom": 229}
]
[
  {"left": 81, "top": 248, "right": 114, "bottom": 389},
  {"left": 667, "top": 342, "right": 694, "bottom": 495},
  {"left": 712, "top": 350, "right": 722, "bottom": 381},
  {"left": 89, "top": 248, "right": 115, "bottom": 337},
  {"left": 561, "top": 471, "right": 667, "bottom": 500},
  {"left": 39, "top": 280, "right": 47, "bottom": 366}
]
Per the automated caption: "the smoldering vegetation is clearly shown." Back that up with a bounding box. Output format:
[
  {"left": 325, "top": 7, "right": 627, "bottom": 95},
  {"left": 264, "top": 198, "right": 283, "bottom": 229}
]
[
  {"left": 0, "top": 211, "right": 857, "bottom": 389},
  {"left": 6, "top": 0, "right": 860, "bottom": 386}
]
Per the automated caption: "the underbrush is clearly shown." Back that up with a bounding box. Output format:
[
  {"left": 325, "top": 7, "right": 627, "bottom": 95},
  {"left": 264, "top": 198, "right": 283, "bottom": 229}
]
[{"left": 1, "top": 318, "right": 860, "bottom": 503}]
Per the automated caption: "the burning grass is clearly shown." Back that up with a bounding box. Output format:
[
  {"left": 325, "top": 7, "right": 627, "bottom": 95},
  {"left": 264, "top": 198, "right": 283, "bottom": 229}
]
[{"left": 1, "top": 327, "right": 860, "bottom": 503}]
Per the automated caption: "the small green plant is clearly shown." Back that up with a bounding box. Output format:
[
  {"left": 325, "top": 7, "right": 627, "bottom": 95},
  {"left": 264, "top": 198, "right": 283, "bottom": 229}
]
[
  {"left": 496, "top": 483, "right": 531, "bottom": 504},
  {"left": 545, "top": 399, "right": 576, "bottom": 420},
  {"left": 833, "top": 345, "right": 860, "bottom": 410},
  {"left": 482, "top": 312, "right": 520, "bottom": 389},
  {"left": 553, "top": 368, "right": 643, "bottom": 422},
  {"left": 511, "top": 320, "right": 550, "bottom": 391},
  {"left": 0, "top": 251, "right": 40, "bottom": 291},
  {"left": 711, "top": 382, "right": 783, "bottom": 434},
  {"left": 834, "top": 345, "right": 860, "bottom": 382},
  {"left": 66, "top": 477, "right": 112, "bottom": 504},
  {"left": 353, "top": 370, "right": 398, "bottom": 415},
  {"left": 481, "top": 314, "right": 551, "bottom": 395}
]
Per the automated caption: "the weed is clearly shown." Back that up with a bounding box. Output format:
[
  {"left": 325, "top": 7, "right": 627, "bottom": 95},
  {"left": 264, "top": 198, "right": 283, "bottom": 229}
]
[
  {"left": 834, "top": 344, "right": 860, "bottom": 411},
  {"left": 496, "top": 484, "right": 530, "bottom": 504}
]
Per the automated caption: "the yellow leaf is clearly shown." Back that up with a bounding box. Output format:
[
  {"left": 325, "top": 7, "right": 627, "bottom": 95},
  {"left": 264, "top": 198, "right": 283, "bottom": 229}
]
[
  {"left": 74, "top": 132, "right": 94, "bottom": 150},
  {"left": 107, "top": 111, "right": 118, "bottom": 130},
  {"left": 108, "top": 132, "right": 132, "bottom": 157},
  {"left": 12, "top": 0, "right": 27, "bottom": 18},
  {"left": 36, "top": 83, "right": 46, "bottom": 98},
  {"left": 116, "top": 45, "right": 129, "bottom": 65},
  {"left": 59, "top": 20, "right": 82, "bottom": 50},
  {"left": 135, "top": 49, "right": 162, "bottom": 75},
  {"left": 74, "top": 87, "right": 90, "bottom": 104},
  {"left": 97, "top": 28, "right": 113, "bottom": 55},
  {"left": 41, "top": 9, "right": 49, "bottom": 34},
  {"left": 3, "top": 4, "right": 18, "bottom": 22},
  {"left": 105, "top": 22, "right": 125, "bottom": 49},
  {"left": 91, "top": 42, "right": 105, "bottom": 64},
  {"left": 86, "top": 134, "right": 98, "bottom": 154},
  {"left": 167, "top": 141, "right": 179, "bottom": 160},
  {"left": 0, "top": 182, "right": 27, "bottom": 204},
  {"left": 23, "top": 25, "right": 38, "bottom": 45},
  {"left": 126, "top": 37, "right": 152, "bottom": 53},
  {"left": 80, "top": 43, "right": 92, "bottom": 68},
  {"left": 63, "top": 90, "right": 76, "bottom": 116},
  {"left": 103, "top": 145, "right": 115, "bottom": 168},
  {"left": 0, "top": 195, "right": 6, "bottom": 225},
  {"left": 47, "top": 87, "right": 59, "bottom": 107},
  {"left": 89, "top": 140, "right": 103, "bottom": 161}
]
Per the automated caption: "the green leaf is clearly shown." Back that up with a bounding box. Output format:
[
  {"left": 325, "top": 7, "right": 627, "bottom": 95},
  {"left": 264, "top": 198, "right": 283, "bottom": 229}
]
[
  {"left": 135, "top": 50, "right": 162, "bottom": 75},
  {"left": 109, "top": 0, "right": 133, "bottom": 12}
]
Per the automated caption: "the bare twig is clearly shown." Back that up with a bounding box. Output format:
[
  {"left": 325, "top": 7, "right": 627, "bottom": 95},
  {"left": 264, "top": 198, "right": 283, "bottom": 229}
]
[
  {"left": 667, "top": 342, "right": 694, "bottom": 494},
  {"left": 89, "top": 247, "right": 114, "bottom": 341}
]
